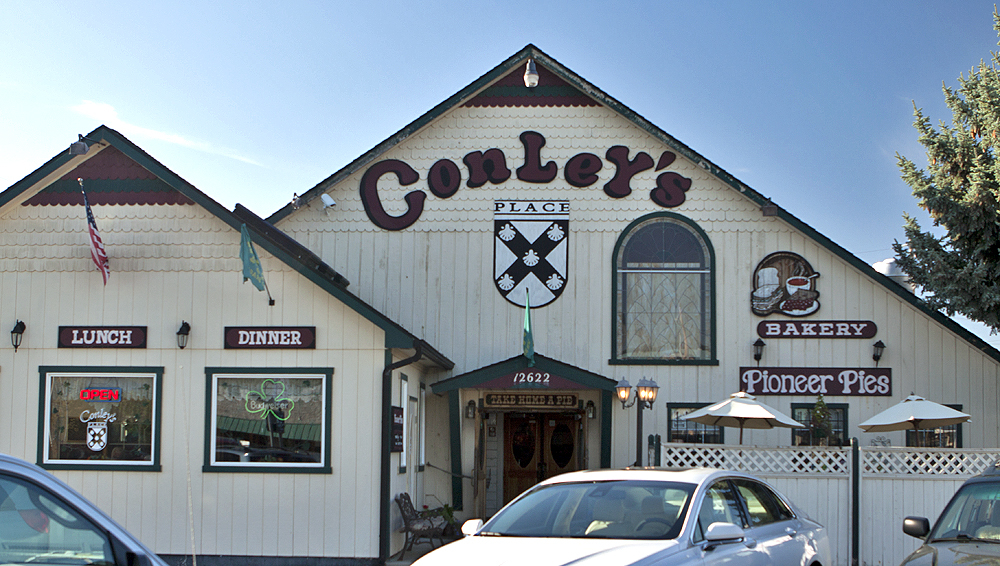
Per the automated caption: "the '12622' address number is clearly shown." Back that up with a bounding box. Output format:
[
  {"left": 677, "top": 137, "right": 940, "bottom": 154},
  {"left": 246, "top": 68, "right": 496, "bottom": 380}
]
[{"left": 512, "top": 371, "right": 551, "bottom": 386}]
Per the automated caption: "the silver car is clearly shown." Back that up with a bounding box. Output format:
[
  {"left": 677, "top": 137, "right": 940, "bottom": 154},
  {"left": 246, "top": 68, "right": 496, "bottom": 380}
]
[
  {"left": 414, "top": 468, "right": 829, "bottom": 566},
  {"left": 0, "top": 452, "right": 168, "bottom": 566}
]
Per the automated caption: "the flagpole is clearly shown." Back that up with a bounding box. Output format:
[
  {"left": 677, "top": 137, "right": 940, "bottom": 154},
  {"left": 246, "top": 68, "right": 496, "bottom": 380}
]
[
  {"left": 523, "top": 288, "right": 534, "bottom": 366},
  {"left": 263, "top": 277, "right": 275, "bottom": 306},
  {"left": 79, "top": 178, "right": 110, "bottom": 285},
  {"left": 239, "top": 223, "right": 275, "bottom": 306}
]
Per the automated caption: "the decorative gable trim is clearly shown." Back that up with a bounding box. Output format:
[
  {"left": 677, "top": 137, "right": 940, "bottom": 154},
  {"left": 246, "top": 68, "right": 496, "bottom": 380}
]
[
  {"left": 463, "top": 63, "right": 599, "bottom": 108},
  {"left": 23, "top": 146, "right": 194, "bottom": 206}
]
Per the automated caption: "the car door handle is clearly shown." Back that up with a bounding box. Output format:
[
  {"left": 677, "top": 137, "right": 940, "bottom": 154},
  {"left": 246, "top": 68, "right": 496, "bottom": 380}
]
[
  {"left": 785, "top": 527, "right": 798, "bottom": 537},
  {"left": 743, "top": 538, "right": 758, "bottom": 549}
]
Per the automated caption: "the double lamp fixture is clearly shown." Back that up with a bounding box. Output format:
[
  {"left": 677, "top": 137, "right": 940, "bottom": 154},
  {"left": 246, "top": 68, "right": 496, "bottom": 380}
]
[{"left": 751, "top": 338, "right": 887, "bottom": 366}]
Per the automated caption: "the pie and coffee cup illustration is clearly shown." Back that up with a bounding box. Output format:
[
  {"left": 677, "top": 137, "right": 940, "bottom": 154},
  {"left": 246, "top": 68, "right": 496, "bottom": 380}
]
[{"left": 751, "top": 253, "right": 820, "bottom": 316}]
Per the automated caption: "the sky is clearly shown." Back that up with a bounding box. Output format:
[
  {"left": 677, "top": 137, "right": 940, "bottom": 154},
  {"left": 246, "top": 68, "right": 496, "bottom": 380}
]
[{"left": 2, "top": 1, "right": 999, "bottom": 347}]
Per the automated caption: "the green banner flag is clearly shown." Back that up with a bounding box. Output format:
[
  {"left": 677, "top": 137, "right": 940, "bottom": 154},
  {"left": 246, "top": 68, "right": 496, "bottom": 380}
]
[
  {"left": 240, "top": 224, "right": 266, "bottom": 292},
  {"left": 523, "top": 289, "right": 535, "bottom": 366}
]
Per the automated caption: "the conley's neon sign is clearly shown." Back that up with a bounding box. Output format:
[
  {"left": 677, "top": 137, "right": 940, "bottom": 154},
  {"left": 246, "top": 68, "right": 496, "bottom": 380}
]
[{"left": 361, "top": 131, "right": 693, "bottom": 231}]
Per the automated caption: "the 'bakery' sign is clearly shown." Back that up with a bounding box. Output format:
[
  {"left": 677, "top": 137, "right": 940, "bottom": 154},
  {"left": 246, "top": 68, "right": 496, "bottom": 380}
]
[{"left": 757, "top": 320, "right": 877, "bottom": 338}]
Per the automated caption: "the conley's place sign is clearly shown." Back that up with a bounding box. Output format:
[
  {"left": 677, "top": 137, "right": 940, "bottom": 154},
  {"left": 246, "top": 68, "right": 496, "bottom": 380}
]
[
  {"left": 360, "top": 130, "right": 693, "bottom": 230},
  {"left": 740, "top": 367, "right": 891, "bottom": 397}
]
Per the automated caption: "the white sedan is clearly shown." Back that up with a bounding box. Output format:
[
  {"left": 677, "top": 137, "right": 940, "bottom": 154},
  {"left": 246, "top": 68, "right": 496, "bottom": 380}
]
[{"left": 414, "top": 468, "right": 829, "bottom": 566}]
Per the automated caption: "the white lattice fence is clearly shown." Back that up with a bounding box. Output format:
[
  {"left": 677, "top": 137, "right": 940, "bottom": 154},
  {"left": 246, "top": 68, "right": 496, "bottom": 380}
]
[
  {"left": 661, "top": 443, "right": 850, "bottom": 566},
  {"left": 661, "top": 443, "right": 850, "bottom": 475},
  {"left": 658, "top": 443, "right": 1000, "bottom": 566},
  {"left": 859, "top": 447, "right": 1000, "bottom": 566},
  {"left": 862, "top": 447, "right": 1000, "bottom": 477}
]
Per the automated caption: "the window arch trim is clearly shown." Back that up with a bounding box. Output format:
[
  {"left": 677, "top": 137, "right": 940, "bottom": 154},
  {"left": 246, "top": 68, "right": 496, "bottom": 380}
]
[{"left": 610, "top": 212, "right": 718, "bottom": 365}]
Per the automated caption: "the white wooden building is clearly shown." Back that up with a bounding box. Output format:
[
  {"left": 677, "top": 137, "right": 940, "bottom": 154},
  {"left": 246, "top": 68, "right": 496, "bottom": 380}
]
[
  {"left": 0, "top": 128, "right": 453, "bottom": 565},
  {"left": 273, "top": 44, "right": 1000, "bottom": 526},
  {"left": 2, "top": 44, "right": 1000, "bottom": 565}
]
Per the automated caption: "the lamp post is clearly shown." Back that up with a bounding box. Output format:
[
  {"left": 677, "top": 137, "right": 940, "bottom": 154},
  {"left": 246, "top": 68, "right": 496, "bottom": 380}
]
[{"left": 615, "top": 377, "right": 659, "bottom": 466}]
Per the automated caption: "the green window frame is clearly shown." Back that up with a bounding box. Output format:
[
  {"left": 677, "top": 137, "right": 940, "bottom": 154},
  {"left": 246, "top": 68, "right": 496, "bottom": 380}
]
[
  {"left": 38, "top": 366, "right": 163, "bottom": 471},
  {"left": 667, "top": 403, "right": 725, "bottom": 444},
  {"left": 906, "top": 404, "right": 963, "bottom": 448},
  {"left": 204, "top": 367, "right": 333, "bottom": 473},
  {"left": 791, "top": 403, "right": 848, "bottom": 447},
  {"left": 611, "top": 213, "right": 717, "bottom": 365}
]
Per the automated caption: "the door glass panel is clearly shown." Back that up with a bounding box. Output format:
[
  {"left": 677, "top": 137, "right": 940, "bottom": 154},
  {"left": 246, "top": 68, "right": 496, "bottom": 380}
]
[
  {"left": 733, "top": 479, "right": 793, "bottom": 527},
  {"left": 0, "top": 473, "right": 113, "bottom": 565},
  {"left": 695, "top": 481, "right": 745, "bottom": 541},
  {"left": 511, "top": 422, "right": 536, "bottom": 468},
  {"left": 549, "top": 423, "right": 574, "bottom": 468}
]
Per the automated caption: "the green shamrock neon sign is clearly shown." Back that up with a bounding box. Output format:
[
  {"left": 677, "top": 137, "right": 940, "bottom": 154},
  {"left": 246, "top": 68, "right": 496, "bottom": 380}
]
[{"left": 244, "top": 379, "right": 294, "bottom": 421}]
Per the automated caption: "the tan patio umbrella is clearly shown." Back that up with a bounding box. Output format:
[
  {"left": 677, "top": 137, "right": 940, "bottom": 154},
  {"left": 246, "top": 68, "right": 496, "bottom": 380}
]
[
  {"left": 858, "top": 394, "right": 971, "bottom": 433},
  {"left": 681, "top": 391, "right": 805, "bottom": 445}
]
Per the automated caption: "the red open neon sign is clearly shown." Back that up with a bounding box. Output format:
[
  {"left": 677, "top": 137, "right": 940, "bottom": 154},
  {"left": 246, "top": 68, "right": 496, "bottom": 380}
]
[{"left": 79, "top": 388, "right": 121, "bottom": 402}]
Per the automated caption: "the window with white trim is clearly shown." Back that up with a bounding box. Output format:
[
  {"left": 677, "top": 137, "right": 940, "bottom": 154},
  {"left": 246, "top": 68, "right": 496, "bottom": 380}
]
[
  {"left": 40, "top": 367, "right": 161, "bottom": 470},
  {"left": 205, "top": 368, "right": 331, "bottom": 471}
]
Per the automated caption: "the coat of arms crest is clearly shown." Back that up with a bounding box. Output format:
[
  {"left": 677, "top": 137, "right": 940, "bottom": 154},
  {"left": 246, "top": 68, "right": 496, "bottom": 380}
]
[
  {"left": 87, "top": 420, "right": 108, "bottom": 451},
  {"left": 494, "top": 201, "right": 569, "bottom": 307}
]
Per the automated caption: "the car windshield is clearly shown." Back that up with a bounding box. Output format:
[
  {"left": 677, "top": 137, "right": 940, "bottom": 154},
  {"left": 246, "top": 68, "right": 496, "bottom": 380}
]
[
  {"left": 929, "top": 480, "right": 1000, "bottom": 543},
  {"left": 480, "top": 480, "right": 694, "bottom": 540}
]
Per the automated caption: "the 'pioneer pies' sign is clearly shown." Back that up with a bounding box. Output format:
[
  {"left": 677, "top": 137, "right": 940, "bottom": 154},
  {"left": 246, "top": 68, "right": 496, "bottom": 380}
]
[{"left": 494, "top": 200, "right": 569, "bottom": 307}]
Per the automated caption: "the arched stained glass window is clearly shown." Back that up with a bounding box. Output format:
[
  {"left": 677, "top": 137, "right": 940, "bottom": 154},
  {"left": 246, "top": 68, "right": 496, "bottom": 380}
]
[{"left": 613, "top": 214, "right": 715, "bottom": 362}]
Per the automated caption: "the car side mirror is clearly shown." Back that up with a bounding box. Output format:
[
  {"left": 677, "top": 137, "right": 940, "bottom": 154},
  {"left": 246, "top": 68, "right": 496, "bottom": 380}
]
[
  {"left": 704, "top": 522, "right": 745, "bottom": 549},
  {"left": 903, "top": 516, "right": 930, "bottom": 539},
  {"left": 461, "top": 519, "right": 484, "bottom": 536}
]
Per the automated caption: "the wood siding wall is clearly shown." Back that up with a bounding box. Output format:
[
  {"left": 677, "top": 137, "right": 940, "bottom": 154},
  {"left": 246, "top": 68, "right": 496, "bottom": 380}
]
[
  {"left": 280, "top": 104, "right": 1000, "bottom": 464},
  {"left": 0, "top": 200, "right": 434, "bottom": 559}
]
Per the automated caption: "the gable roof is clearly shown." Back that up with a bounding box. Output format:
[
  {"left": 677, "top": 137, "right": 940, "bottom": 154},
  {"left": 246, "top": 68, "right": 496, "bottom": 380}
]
[
  {"left": 1, "top": 125, "right": 452, "bottom": 368},
  {"left": 431, "top": 353, "right": 617, "bottom": 394},
  {"left": 267, "top": 44, "right": 1000, "bottom": 365}
]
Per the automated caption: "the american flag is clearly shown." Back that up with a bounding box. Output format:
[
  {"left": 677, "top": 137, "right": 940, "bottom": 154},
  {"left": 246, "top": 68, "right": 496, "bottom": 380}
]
[{"left": 80, "top": 179, "right": 110, "bottom": 285}]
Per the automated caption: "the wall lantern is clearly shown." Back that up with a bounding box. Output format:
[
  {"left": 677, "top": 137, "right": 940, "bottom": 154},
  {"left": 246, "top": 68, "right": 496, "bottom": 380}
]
[
  {"left": 872, "top": 340, "right": 886, "bottom": 366},
  {"left": 11, "top": 320, "right": 25, "bottom": 352},
  {"left": 761, "top": 199, "right": 778, "bottom": 216},
  {"left": 585, "top": 400, "right": 596, "bottom": 419},
  {"left": 523, "top": 59, "right": 539, "bottom": 88},
  {"left": 176, "top": 321, "right": 191, "bottom": 350},
  {"left": 753, "top": 338, "right": 766, "bottom": 365},
  {"left": 615, "top": 378, "right": 659, "bottom": 466},
  {"left": 465, "top": 400, "right": 477, "bottom": 419}
]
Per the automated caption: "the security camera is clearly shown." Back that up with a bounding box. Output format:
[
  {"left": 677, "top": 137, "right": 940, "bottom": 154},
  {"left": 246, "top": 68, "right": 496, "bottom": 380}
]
[{"left": 320, "top": 194, "right": 336, "bottom": 208}]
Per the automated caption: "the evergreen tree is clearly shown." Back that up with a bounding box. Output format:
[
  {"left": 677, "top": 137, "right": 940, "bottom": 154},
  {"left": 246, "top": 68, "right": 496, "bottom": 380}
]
[
  {"left": 810, "top": 395, "right": 832, "bottom": 445},
  {"left": 894, "top": 9, "right": 1000, "bottom": 331}
]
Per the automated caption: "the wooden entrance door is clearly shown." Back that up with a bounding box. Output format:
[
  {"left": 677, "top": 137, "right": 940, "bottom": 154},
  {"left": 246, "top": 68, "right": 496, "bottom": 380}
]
[{"left": 502, "top": 412, "right": 580, "bottom": 504}]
